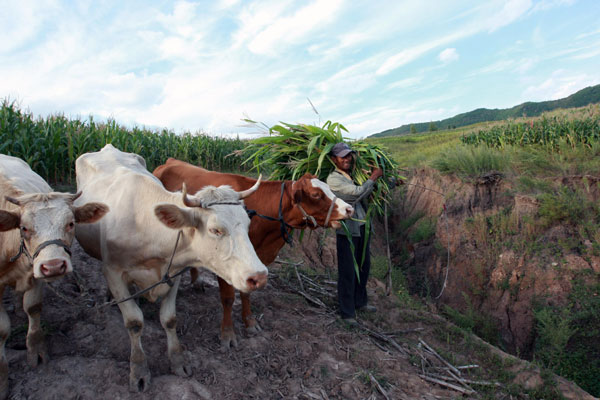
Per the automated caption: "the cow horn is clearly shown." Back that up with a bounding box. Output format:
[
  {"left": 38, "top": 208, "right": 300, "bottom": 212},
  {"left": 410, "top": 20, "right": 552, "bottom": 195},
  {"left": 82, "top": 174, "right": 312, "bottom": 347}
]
[
  {"left": 71, "top": 191, "right": 82, "bottom": 202},
  {"left": 182, "top": 182, "right": 203, "bottom": 208},
  {"left": 6, "top": 196, "right": 21, "bottom": 206},
  {"left": 238, "top": 175, "right": 261, "bottom": 199}
]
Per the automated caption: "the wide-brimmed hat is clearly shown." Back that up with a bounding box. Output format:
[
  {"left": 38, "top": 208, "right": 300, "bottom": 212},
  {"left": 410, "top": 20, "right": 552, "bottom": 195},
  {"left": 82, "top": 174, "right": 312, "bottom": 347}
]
[{"left": 330, "top": 142, "right": 355, "bottom": 158}]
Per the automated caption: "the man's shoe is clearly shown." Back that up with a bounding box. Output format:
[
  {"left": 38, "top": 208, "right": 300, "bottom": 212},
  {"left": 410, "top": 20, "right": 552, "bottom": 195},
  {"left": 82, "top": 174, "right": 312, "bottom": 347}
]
[
  {"left": 357, "top": 304, "right": 377, "bottom": 313},
  {"left": 342, "top": 317, "right": 358, "bottom": 327}
]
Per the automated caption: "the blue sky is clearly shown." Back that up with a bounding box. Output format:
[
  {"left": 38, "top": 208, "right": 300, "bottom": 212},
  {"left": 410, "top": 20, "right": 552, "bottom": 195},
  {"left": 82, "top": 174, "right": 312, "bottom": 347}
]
[{"left": 1, "top": 0, "right": 599, "bottom": 139}]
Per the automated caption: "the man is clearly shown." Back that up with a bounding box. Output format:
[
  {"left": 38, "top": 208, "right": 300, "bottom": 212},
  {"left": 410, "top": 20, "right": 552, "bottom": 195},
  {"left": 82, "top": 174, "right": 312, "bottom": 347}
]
[{"left": 326, "top": 142, "right": 383, "bottom": 326}]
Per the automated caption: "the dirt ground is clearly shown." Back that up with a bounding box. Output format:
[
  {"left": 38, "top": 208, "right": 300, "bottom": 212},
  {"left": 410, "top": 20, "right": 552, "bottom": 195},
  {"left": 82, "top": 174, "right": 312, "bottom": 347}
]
[{"left": 3, "top": 236, "right": 595, "bottom": 400}]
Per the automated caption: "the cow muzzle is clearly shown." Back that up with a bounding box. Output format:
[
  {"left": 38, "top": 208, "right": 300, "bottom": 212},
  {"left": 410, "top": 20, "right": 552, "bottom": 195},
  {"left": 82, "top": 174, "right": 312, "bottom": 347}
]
[
  {"left": 246, "top": 272, "right": 268, "bottom": 291},
  {"left": 38, "top": 258, "right": 69, "bottom": 278}
]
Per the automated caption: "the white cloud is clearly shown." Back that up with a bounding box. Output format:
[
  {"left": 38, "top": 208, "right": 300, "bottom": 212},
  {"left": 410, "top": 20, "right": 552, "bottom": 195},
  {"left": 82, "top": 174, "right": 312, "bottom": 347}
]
[
  {"left": 530, "top": 0, "right": 575, "bottom": 13},
  {"left": 236, "top": 0, "right": 343, "bottom": 56},
  {"left": 376, "top": 40, "right": 441, "bottom": 76},
  {"left": 570, "top": 42, "right": 600, "bottom": 60},
  {"left": 316, "top": 57, "right": 381, "bottom": 96},
  {"left": 486, "top": 0, "right": 532, "bottom": 32},
  {"left": 576, "top": 28, "right": 600, "bottom": 40},
  {"left": 387, "top": 76, "right": 423, "bottom": 90},
  {"left": 439, "top": 48, "right": 459, "bottom": 64},
  {"left": 472, "top": 59, "right": 516, "bottom": 75},
  {"left": 522, "top": 71, "right": 600, "bottom": 101}
]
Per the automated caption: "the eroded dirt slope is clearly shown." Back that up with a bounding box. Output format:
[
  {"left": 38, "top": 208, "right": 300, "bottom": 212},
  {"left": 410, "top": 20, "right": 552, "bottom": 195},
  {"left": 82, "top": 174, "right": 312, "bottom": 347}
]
[{"left": 3, "top": 236, "right": 595, "bottom": 399}]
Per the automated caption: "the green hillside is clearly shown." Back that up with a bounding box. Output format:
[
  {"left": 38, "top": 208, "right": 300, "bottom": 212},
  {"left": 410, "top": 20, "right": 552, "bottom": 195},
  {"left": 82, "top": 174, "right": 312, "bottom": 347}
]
[{"left": 370, "top": 84, "right": 600, "bottom": 138}]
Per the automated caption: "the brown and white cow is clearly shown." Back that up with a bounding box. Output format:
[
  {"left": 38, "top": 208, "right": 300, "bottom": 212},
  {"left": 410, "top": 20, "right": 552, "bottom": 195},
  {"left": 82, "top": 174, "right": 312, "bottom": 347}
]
[
  {"left": 153, "top": 158, "right": 354, "bottom": 348},
  {"left": 74, "top": 144, "right": 268, "bottom": 392},
  {"left": 0, "top": 154, "right": 108, "bottom": 400}
]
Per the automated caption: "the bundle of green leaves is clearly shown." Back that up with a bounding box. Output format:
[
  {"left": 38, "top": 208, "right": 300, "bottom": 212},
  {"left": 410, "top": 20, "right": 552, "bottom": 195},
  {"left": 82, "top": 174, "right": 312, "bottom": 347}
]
[{"left": 244, "top": 119, "right": 402, "bottom": 216}]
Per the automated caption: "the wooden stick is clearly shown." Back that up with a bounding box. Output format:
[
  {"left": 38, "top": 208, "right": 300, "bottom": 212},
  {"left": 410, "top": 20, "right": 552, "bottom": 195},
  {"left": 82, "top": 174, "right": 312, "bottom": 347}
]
[
  {"left": 425, "top": 372, "right": 499, "bottom": 387},
  {"left": 419, "top": 339, "right": 461, "bottom": 376},
  {"left": 294, "top": 264, "right": 305, "bottom": 292},
  {"left": 294, "top": 288, "right": 327, "bottom": 308},
  {"left": 418, "top": 374, "right": 475, "bottom": 395},
  {"left": 383, "top": 203, "right": 392, "bottom": 296},
  {"left": 363, "top": 326, "right": 409, "bottom": 356},
  {"left": 274, "top": 258, "right": 304, "bottom": 266},
  {"left": 457, "top": 364, "right": 479, "bottom": 370},
  {"left": 384, "top": 327, "right": 425, "bottom": 335},
  {"left": 368, "top": 373, "right": 391, "bottom": 400}
]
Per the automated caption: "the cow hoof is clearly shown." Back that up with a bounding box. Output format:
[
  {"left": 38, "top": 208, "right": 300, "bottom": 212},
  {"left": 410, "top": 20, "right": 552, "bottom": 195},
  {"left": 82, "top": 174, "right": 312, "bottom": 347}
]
[
  {"left": 173, "top": 364, "right": 193, "bottom": 377},
  {"left": 26, "top": 345, "right": 49, "bottom": 367},
  {"left": 219, "top": 337, "right": 238, "bottom": 352},
  {"left": 219, "top": 329, "right": 238, "bottom": 351},
  {"left": 130, "top": 365, "right": 151, "bottom": 392},
  {"left": 246, "top": 323, "right": 262, "bottom": 335},
  {"left": 170, "top": 352, "right": 193, "bottom": 377}
]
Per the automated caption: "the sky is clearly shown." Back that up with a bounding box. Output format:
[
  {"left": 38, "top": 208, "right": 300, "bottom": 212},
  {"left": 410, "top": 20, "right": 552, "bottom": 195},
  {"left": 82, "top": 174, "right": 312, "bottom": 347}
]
[{"left": 1, "top": 0, "right": 599, "bottom": 139}]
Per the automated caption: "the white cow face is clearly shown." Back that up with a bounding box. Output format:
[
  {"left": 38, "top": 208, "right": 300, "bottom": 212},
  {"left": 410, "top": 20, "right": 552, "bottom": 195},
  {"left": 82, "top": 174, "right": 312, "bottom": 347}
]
[
  {"left": 154, "top": 183, "right": 268, "bottom": 293},
  {"left": 289, "top": 174, "right": 354, "bottom": 229},
  {"left": 0, "top": 192, "right": 109, "bottom": 279}
]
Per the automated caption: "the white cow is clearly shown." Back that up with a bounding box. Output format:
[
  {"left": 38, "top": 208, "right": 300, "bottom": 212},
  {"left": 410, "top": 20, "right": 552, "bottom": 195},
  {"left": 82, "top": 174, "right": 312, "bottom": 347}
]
[
  {"left": 0, "top": 154, "right": 108, "bottom": 400},
  {"left": 74, "top": 144, "right": 268, "bottom": 392}
]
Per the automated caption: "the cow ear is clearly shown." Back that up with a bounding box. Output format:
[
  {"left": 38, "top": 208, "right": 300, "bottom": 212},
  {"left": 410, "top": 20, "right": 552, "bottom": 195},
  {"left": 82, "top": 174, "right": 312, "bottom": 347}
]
[
  {"left": 292, "top": 182, "right": 303, "bottom": 205},
  {"left": 0, "top": 210, "right": 20, "bottom": 232},
  {"left": 74, "top": 202, "right": 109, "bottom": 224},
  {"left": 154, "top": 204, "right": 195, "bottom": 229}
]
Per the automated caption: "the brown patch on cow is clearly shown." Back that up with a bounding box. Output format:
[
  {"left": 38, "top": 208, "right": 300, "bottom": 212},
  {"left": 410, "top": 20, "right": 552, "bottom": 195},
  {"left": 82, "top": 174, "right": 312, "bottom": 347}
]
[
  {"left": 165, "top": 317, "right": 177, "bottom": 330},
  {"left": 0, "top": 210, "right": 20, "bottom": 232},
  {"left": 126, "top": 320, "right": 143, "bottom": 334},
  {"left": 25, "top": 303, "right": 42, "bottom": 317},
  {"left": 26, "top": 330, "right": 44, "bottom": 347}
]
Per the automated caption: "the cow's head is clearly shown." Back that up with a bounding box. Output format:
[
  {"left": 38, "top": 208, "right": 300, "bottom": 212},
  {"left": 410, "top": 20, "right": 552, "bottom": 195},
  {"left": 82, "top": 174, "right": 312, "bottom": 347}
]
[
  {"left": 154, "top": 179, "right": 268, "bottom": 293},
  {"left": 0, "top": 192, "right": 109, "bottom": 279},
  {"left": 291, "top": 173, "right": 354, "bottom": 229}
]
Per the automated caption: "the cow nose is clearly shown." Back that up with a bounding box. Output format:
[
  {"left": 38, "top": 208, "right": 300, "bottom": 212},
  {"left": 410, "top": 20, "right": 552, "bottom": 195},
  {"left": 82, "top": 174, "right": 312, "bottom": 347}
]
[
  {"left": 40, "top": 259, "right": 67, "bottom": 277},
  {"left": 246, "top": 272, "right": 268, "bottom": 291},
  {"left": 346, "top": 206, "right": 354, "bottom": 217}
]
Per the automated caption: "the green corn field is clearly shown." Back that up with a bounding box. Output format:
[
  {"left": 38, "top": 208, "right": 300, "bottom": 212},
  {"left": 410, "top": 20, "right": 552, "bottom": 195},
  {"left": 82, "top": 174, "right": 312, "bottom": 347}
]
[
  {"left": 461, "top": 105, "right": 600, "bottom": 151},
  {"left": 0, "top": 100, "right": 249, "bottom": 184}
]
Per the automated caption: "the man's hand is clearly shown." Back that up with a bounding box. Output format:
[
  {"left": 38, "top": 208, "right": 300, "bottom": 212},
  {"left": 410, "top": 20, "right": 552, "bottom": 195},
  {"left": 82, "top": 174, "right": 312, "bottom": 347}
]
[{"left": 369, "top": 167, "right": 383, "bottom": 181}]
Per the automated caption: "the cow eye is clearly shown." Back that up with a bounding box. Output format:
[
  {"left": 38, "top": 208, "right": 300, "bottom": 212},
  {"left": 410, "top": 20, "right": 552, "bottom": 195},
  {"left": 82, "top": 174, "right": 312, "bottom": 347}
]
[
  {"left": 209, "top": 228, "right": 224, "bottom": 236},
  {"left": 310, "top": 192, "right": 321, "bottom": 199},
  {"left": 68, "top": 222, "right": 75, "bottom": 229}
]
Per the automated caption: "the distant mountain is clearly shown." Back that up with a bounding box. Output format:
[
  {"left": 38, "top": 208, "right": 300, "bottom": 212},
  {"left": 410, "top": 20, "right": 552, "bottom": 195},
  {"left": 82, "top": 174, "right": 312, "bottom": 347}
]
[{"left": 369, "top": 84, "right": 600, "bottom": 138}]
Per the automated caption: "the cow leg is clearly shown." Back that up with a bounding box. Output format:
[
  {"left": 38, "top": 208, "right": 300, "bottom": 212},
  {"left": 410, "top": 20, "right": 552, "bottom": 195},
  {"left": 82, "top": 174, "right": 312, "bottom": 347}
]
[
  {"left": 0, "top": 286, "right": 9, "bottom": 400},
  {"left": 240, "top": 292, "right": 261, "bottom": 334},
  {"left": 23, "top": 279, "right": 48, "bottom": 367},
  {"left": 103, "top": 265, "right": 151, "bottom": 393},
  {"left": 159, "top": 276, "right": 191, "bottom": 377},
  {"left": 217, "top": 277, "right": 237, "bottom": 350}
]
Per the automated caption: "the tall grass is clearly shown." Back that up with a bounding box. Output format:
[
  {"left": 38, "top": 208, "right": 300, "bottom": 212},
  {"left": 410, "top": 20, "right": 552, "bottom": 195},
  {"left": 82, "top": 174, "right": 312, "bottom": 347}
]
[
  {"left": 431, "top": 145, "right": 509, "bottom": 178},
  {"left": 461, "top": 105, "right": 600, "bottom": 150},
  {"left": 0, "top": 100, "right": 248, "bottom": 184}
]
